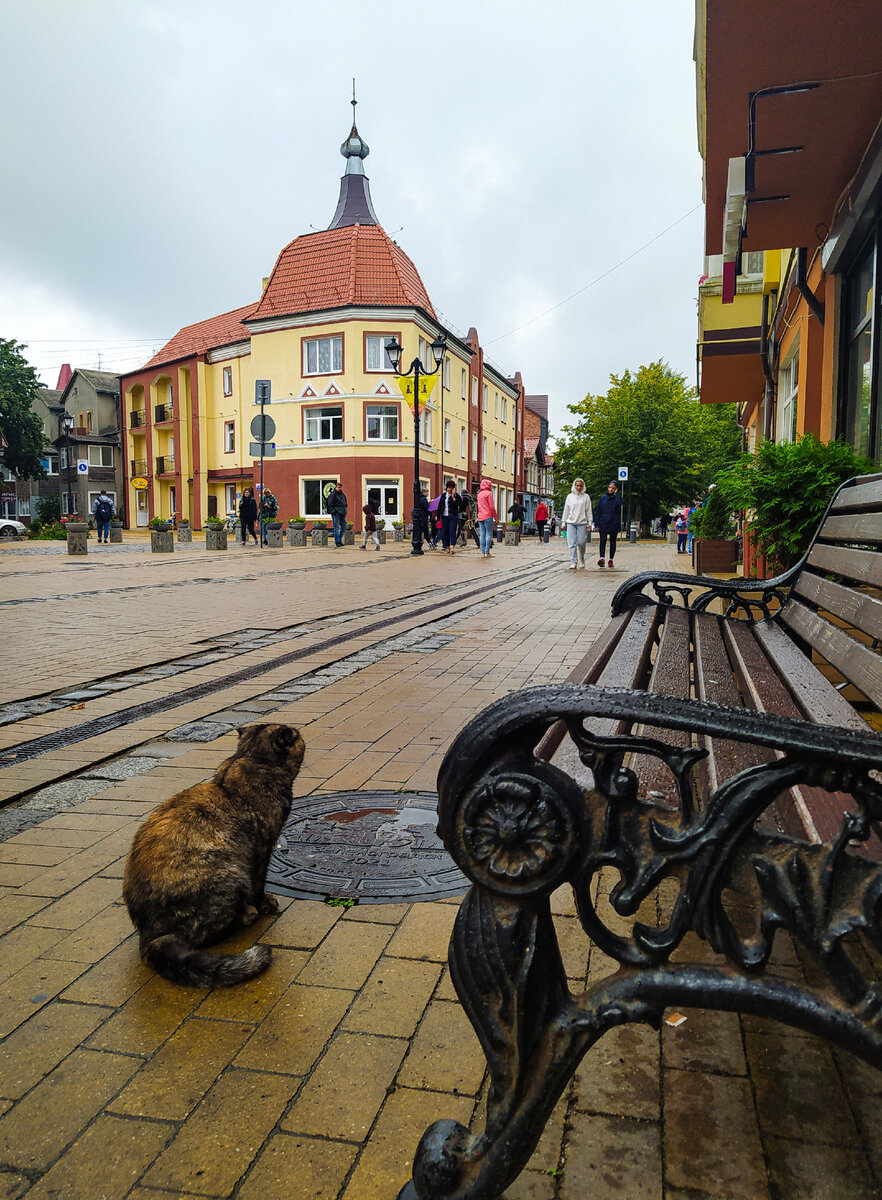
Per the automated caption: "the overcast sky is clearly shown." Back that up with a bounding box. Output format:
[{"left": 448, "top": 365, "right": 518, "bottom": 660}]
[{"left": 1, "top": 0, "right": 704, "bottom": 434}]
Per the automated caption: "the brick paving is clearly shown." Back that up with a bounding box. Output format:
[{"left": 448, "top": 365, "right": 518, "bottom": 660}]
[{"left": 0, "top": 532, "right": 880, "bottom": 1198}]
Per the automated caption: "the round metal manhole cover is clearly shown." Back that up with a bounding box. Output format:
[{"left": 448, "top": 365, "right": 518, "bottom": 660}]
[{"left": 266, "top": 790, "right": 466, "bottom": 904}]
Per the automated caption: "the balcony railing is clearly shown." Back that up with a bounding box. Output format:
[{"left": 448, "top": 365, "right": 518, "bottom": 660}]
[
  {"left": 131, "top": 459, "right": 148, "bottom": 477},
  {"left": 154, "top": 404, "right": 174, "bottom": 423},
  {"left": 155, "top": 455, "right": 175, "bottom": 475},
  {"left": 130, "top": 410, "right": 146, "bottom": 428}
]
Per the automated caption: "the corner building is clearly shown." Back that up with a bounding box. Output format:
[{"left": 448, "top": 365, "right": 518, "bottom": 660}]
[{"left": 121, "top": 115, "right": 529, "bottom": 529}]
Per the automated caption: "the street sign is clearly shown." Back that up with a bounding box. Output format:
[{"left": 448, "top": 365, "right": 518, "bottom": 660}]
[
  {"left": 255, "top": 379, "right": 271, "bottom": 405},
  {"left": 250, "top": 441, "right": 276, "bottom": 458},
  {"left": 398, "top": 376, "right": 436, "bottom": 411},
  {"left": 618, "top": 466, "right": 629, "bottom": 481},
  {"left": 76, "top": 461, "right": 89, "bottom": 474},
  {"left": 131, "top": 478, "right": 148, "bottom": 490},
  {"left": 250, "top": 413, "right": 276, "bottom": 442}
]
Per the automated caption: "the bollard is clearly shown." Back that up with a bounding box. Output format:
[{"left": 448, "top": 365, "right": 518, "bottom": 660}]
[
  {"left": 629, "top": 523, "right": 637, "bottom": 544},
  {"left": 543, "top": 529, "right": 550, "bottom": 544},
  {"left": 266, "top": 527, "right": 283, "bottom": 548},
  {"left": 65, "top": 522, "right": 89, "bottom": 555}
]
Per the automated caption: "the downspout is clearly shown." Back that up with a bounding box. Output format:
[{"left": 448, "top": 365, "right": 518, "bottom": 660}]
[
  {"left": 796, "top": 247, "right": 825, "bottom": 326},
  {"left": 760, "top": 292, "right": 775, "bottom": 442}
]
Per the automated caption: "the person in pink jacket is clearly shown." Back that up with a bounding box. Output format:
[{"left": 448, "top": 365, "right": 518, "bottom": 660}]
[{"left": 476, "top": 479, "right": 497, "bottom": 557}]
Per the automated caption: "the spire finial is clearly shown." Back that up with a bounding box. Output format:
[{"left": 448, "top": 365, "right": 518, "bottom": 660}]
[{"left": 352, "top": 78, "right": 357, "bottom": 119}]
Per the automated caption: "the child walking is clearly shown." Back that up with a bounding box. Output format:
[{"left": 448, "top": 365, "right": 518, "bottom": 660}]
[{"left": 360, "top": 498, "right": 381, "bottom": 551}]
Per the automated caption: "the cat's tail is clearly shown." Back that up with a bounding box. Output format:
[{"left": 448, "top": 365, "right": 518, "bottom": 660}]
[{"left": 143, "top": 934, "right": 272, "bottom": 988}]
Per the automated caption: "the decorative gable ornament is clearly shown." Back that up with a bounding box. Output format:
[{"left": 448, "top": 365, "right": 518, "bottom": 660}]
[
  {"left": 372, "top": 378, "right": 393, "bottom": 396},
  {"left": 299, "top": 385, "right": 318, "bottom": 399},
  {"left": 322, "top": 382, "right": 342, "bottom": 397}
]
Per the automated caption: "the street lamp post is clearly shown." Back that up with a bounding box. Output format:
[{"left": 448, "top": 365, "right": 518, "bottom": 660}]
[
  {"left": 61, "top": 412, "right": 75, "bottom": 518},
  {"left": 384, "top": 334, "right": 447, "bottom": 556}
]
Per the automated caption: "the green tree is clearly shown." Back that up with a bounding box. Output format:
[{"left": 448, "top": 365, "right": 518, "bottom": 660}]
[
  {"left": 554, "top": 361, "right": 740, "bottom": 526},
  {"left": 0, "top": 339, "right": 47, "bottom": 479}
]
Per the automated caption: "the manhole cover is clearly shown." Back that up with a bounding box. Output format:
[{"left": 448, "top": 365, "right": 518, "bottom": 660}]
[{"left": 267, "top": 790, "right": 466, "bottom": 904}]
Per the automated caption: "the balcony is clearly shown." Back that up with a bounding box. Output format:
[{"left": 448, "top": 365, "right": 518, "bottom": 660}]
[
  {"left": 154, "top": 404, "right": 174, "bottom": 424},
  {"left": 130, "top": 409, "right": 146, "bottom": 428},
  {"left": 155, "top": 455, "right": 176, "bottom": 475},
  {"left": 130, "top": 459, "right": 148, "bottom": 477}
]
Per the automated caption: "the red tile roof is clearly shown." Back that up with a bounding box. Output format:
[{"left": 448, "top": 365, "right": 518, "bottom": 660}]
[
  {"left": 142, "top": 302, "right": 258, "bottom": 370},
  {"left": 251, "top": 224, "right": 435, "bottom": 321},
  {"left": 524, "top": 437, "right": 541, "bottom": 460}
]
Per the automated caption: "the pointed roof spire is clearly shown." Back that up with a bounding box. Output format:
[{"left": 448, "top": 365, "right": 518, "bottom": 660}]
[{"left": 328, "top": 82, "right": 379, "bottom": 229}]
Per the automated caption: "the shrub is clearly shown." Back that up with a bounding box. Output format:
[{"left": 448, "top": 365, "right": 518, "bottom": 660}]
[
  {"left": 288, "top": 515, "right": 307, "bottom": 524},
  {"left": 689, "top": 487, "right": 735, "bottom": 540},
  {"left": 148, "top": 516, "right": 170, "bottom": 530},
  {"left": 34, "top": 495, "right": 60, "bottom": 525},
  {"left": 204, "top": 514, "right": 224, "bottom": 527},
  {"left": 714, "top": 435, "right": 872, "bottom": 571}
]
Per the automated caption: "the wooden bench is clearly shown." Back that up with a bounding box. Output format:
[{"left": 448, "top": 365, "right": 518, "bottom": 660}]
[{"left": 399, "top": 473, "right": 882, "bottom": 1200}]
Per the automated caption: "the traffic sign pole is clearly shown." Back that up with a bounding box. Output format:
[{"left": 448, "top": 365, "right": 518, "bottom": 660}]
[{"left": 255, "top": 381, "right": 271, "bottom": 547}]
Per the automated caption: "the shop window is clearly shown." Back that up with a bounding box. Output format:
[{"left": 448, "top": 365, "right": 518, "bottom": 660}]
[{"left": 303, "top": 478, "right": 338, "bottom": 517}]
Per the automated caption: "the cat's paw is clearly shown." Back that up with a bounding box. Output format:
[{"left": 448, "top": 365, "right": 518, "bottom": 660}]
[
  {"left": 241, "top": 905, "right": 259, "bottom": 927},
  {"left": 258, "top": 894, "right": 280, "bottom": 915}
]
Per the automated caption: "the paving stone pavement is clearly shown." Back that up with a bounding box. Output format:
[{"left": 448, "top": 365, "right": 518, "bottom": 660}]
[{"left": 0, "top": 533, "right": 880, "bottom": 1199}]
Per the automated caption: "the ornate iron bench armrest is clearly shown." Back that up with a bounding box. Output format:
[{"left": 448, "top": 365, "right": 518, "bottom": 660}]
[
  {"left": 611, "top": 565, "right": 800, "bottom": 619},
  {"left": 400, "top": 684, "right": 882, "bottom": 1200}
]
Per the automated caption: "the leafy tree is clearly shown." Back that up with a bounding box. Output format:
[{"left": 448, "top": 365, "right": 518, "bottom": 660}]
[
  {"left": 714, "top": 434, "right": 872, "bottom": 571},
  {"left": 554, "top": 361, "right": 740, "bottom": 526},
  {"left": 0, "top": 339, "right": 47, "bottom": 479}
]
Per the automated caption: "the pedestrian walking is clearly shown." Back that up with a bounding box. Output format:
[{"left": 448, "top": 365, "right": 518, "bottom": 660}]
[
  {"left": 459, "top": 488, "right": 479, "bottom": 549},
  {"left": 438, "top": 479, "right": 462, "bottom": 555},
  {"left": 507, "top": 496, "right": 526, "bottom": 526},
  {"left": 238, "top": 487, "right": 259, "bottom": 546},
  {"left": 91, "top": 489, "right": 114, "bottom": 544},
  {"left": 561, "top": 479, "right": 593, "bottom": 569},
  {"left": 593, "top": 480, "right": 623, "bottom": 568},
  {"left": 419, "top": 486, "right": 433, "bottom": 549},
  {"left": 476, "top": 478, "right": 497, "bottom": 558},
  {"left": 535, "top": 500, "right": 549, "bottom": 541},
  {"left": 360, "top": 498, "right": 381, "bottom": 551},
  {"left": 675, "top": 511, "right": 688, "bottom": 553},
  {"left": 259, "top": 488, "right": 278, "bottom": 544},
  {"left": 327, "top": 481, "right": 348, "bottom": 547}
]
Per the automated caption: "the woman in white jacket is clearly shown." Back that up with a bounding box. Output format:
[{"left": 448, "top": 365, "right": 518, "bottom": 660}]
[{"left": 561, "top": 479, "right": 593, "bottom": 569}]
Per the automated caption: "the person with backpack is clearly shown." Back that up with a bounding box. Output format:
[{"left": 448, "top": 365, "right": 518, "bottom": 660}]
[
  {"left": 92, "top": 490, "right": 115, "bottom": 544},
  {"left": 259, "top": 488, "right": 279, "bottom": 544}
]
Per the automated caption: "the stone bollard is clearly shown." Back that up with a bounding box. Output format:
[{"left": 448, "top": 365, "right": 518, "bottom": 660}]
[
  {"left": 110, "top": 522, "right": 123, "bottom": 543},
  {"left": 65, "top": 522, "right": 89, "bottom": 556},
  {"left": 343, "top": 530, "right": 355, "bottom": 546},
  {"left": 150, "top": 530, "right": 174, "bottom": 553},
  {"left": 287, "top": 526, "right": 307, "bottom": 546},
  {"left": 177, "top": 524, "right": 192, "bottom": 543},
  {"left": 266, "top": 527, "right": 283, "bottom": 548}
]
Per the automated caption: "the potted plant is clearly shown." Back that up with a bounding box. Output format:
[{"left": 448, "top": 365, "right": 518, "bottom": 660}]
[
  {"left": 689, "top": 490, "right": 737, "bottom": 574},
  {"left": 109, "top": 510, "right": 125, "bottom": 544},
  {"left": 148, "top": 515, "right": 174, "bottom": 553},
  {"left": 175, "top": 514, "right": 192, "bottom": 543},
  {"left": 287, "top": 516, "right": 308, "bottom": 547},
  {"left": 504, "top": 519, "right": 521, "bottom": 547},
  {"left": 311, "top": 520, "right": 329, "bottom": 547},
  {"left": 344, "top": 520, "right": 356, "bottom": 546},
  {"left": 203, "top": 514, "right": 228, "bottom": 551},
  {"left": 391, "top": 520, "right": 405, "bottom": 543},
  {"left": 62, "top": 513, "right": 89, "bottom": 555}
]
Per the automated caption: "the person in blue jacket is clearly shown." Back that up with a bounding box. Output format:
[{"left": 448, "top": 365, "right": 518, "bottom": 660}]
[{"left": 593, "top": 480, "right": 624, "bottom": 568}]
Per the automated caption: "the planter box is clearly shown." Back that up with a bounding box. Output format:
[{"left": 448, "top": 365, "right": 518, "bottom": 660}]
[
  {"left": 376, "top": 529, "right": 387, "bottom": 544},
  {"left": 504, "top": 529, "right": 521, "bottom": 546},
  {"left": 110, "top": 522, "right": 123, "bottom": 544},
  {"left": 311, "top": 529, "right": 329, "bottom": 547},
  {"left": 288, "top": 526, "right": 307, "bottom": 546},
  {"left": 393, "top": 527, "right": 405, "bottom": 542},
  {"left": 177, "top": 524, "right": 192, "bottom": 543},
  {"left": 150, "top": 530, "right": 174, "bottom": 553},
  {"left": 65, "top": 522, "right": 89, "bottom": 556},
  {"left": 343, "top": 530, "right": 355, "bottom": 546},
  {"left": 205, "top": 527, "right": 228, "bottom": 551},
  {"left": 693, "top": 538, "right": 738, "bottom": 574},
  {"left": 266, "top": 526, "right": 283, "bottom": 548}
]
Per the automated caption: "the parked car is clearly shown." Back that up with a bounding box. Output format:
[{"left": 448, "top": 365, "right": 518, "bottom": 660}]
[{"left": 0, "top": 519, "right": 26, "bottom": 539}]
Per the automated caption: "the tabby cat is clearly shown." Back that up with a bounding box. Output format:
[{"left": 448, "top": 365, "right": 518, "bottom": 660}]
[{"left": 123, "top": 723, "right": 305, "bottom": 987}]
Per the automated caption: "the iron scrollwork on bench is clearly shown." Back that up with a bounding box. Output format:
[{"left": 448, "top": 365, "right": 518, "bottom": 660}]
[
  {"left": 612, "top": 566, "right": 795, "bottom": 620},
  {"left": 399, "top": 684, "right": 882, "bottom": 1200}
]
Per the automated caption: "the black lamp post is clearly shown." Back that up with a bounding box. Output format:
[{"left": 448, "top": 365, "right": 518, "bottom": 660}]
[
  {"left": 385, "top": 333, "right": 447, "bottom": 556},
  {"left": 61, "top": 412, "right": 75, "bottom": 517}
]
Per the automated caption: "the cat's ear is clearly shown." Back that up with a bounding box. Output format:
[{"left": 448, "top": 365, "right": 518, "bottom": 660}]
[{"left": 270, "top": 726, "right": 296, "bottom": 757}]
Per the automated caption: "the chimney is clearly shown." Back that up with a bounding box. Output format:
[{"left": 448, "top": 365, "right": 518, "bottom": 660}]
[{"left": 56, "top": 363, "right": 73, "bottom": 391}]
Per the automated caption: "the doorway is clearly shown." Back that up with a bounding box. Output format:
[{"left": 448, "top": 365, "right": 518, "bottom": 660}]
[
  {"left": 366, "top": 479, "right": 400, "bottom": 530},
  {"left": 135, "top": 490, "right": 148, "bottom": 527}
]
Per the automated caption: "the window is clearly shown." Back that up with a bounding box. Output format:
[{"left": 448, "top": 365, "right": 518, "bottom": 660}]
[
  {"left": 420, "top": 408, "right": 432, "bottom": 446},
  {"left": 88, "top": 489, "right": 116, "bottom": 513},
  {"left": 842, "top": 238, "right": 875, "bottom": 457},
  {"left": 60, "top": 447, "right": 68, "bottom": 469},
  {"left": 494, "top": 393, "right": 499, "bottom": 418},
  {"left": 223, "top": 366, "right": 232, "bottom": 396},
  {"left": 443, "top": 357, "right": 450, "bottom": 389},
  {"left": 482, "top": 436, "right": 487, "bottom": 464},
  {"left": 303, "top": 335, "right": 343, "bottom": 375},
  {"left": 61, "top": 492, "right": 70, "bottom": 515},
  {"left": 77, "top": 412, "right": 84, "bottom": 427},
  {"left": 39, "top": 454, "right": 58, "bottom": 476},
  {"left": 366, "top": 404, "right": 398, "bottom": 440},
  {"left": 502, "top": 398, "right": 508, "bottom": 423},
  {"left": 494, "top": 442, "right": 499, "bottom": 468},
  {"left": 472, "top": 431, "right": 478, "bottom": 459},
  {"left": 86, "top": 411, "right": 93, "bottom": 432},
  {"left": 303, "top": 478, "right": 338, "bottom": 517},
  {"left": 501, "top": 446, "right": 507, "bottom": 472},
  {"left": 777, "top": 347, "right": 799, "bottom": 444},
  {"left": 305, "top": 405, "right": 343, "bottom": 442},
  {"left": 461, "top": 427, "right": 466, "bottom": 458},
  {"left": 482, "top": 384, "right": 488, "bottom": 411},
  {"left": 225, "top": 484, "right": 237, "bottom": 514},
  {"left": 87, "top": 445, "right": 114, "bottom": 467},
  {"left": 444, "top": 419, "right": 451, "bottom": 452},
  {"left": 471, "top": 378, "right": 478, "bottom": 406},
  {"left": 365, "top": 335, "right": 397, "bottom": 372},
  {"left": 224, "top": 421, "right": 235, "bottom": 453},
  {"left": 18, "top": 497, "right": 30, "bottom": 517},
  {"left": 461, "top": 368, "right": 467, "bottom": 400}
]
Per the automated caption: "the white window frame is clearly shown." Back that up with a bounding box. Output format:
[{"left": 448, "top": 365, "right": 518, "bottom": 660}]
[
  {"left": 482, "top": 384, "right": 488, "bottom": 411},
  {"left": 482, "top": 436, "right": 487, "bottom": 464},
  {"left": 305, "top": 405, "right": 343, "bottom": 443},
  {"left": 777, "top": 343, "right": 800, "bottom": 444},
  {"left": 365, "top": 335, "right": 397, "bottom": 373},
  {"left": 461, "top": 427, "right": 466, "bottom": 459},
  {"left": 501, "top": 446, "right": 507, "bottom": 472},
  {"left": 87, "top": 444, "right": 114, "bottom": 468},
  {"left": 366, "top": 404, "right": 399, "bottom": 441},
  {"left": 225, "top": 484, "right": 237, "bottom": 515},
  {"left": 461, "top": 368, "right": 467, "bottom": 400},
  {"left": 502, "top": 397, "right": 508, "bottom": 424},
  {"left": 303, "top": 335, "right": 343, "bottom": 376},
  {"left": 223, "top": 366, "right": 232, "bottom": 396},
  {"left": 472, "top": 431, "right": 478, "bottom": 459},
  {"left": 302, "top": 477, "right": 339, "bottom": 518},
  {"left": 444, "top": 419, "right": 451, "bottom": 452},
  {"left": 494, "top": 393, "right": 499, "bottom": 418},
  {"left": 494, "top": 442, "right": 499, "bottom": 468},
  {"left": 443, "top": 357, "right": 450, "bottom": 389},
  {"left": 224, "top": 421, "right": 235, "bottom": 453},
  {"left": 420, "top": 407, "right": 432, "bottom": 446},
  {"left": 39, "top": 454, "right": 59, "bottom": 476},
  {"left": 88, "top": 489, "right": 117, "bottom": 514},
  {"left": 471, "top": 378, "right": 478, "bottom": 406}
]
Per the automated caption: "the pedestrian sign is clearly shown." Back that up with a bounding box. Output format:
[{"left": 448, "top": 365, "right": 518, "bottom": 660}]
[
  {"left": 618, "top": 467, "right": 628, "bottom": 481},
  {"left": 398, "top": 376, "right": 436, "bottom": 411}
]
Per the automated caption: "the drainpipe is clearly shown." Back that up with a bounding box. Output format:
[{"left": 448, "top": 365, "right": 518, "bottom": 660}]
[
  {"left": 760, "top": 292, "right": 775, "bottom": 442},
  {"left": 796, "top": 247, "right": 825, "bottom": 325}
]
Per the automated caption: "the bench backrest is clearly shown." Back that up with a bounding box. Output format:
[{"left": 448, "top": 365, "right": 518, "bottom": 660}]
[{"left": 778, "top": 473, "right": 882, "bottom": 717}]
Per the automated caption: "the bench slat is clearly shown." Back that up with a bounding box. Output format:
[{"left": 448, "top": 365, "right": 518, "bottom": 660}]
[
  {"left": 753, "top": 621, "right": 868, "bottom": 729},
  {"left": 817, "top": 512, "right": 882, "bottom": 545},
  {"left": 793, "top": 572, "right": 882, "bottom": 644},
  {"left": 779, "top": 599, "right": 882, "bottom": 709},
  {"left": 629, "top": 607, "right": 691, "bottom": 804},
  {"left": 806, "top": 544, "right": 882, "bottom": 588},
  {"left": 830, "top": 475, "right": 882, "bottom": 513}
]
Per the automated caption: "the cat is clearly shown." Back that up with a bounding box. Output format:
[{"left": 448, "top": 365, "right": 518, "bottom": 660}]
[{"left": 123, "top": 722, "right": 305, "bottom": 987}]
